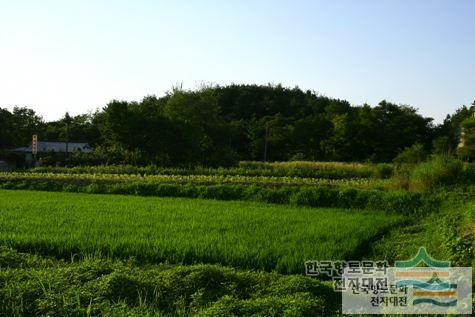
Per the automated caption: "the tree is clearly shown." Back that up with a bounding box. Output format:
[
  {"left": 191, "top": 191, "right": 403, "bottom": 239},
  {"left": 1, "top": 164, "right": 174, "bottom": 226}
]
[
  {"left": 436, "top": 103, "right": 475, "bottom": 153},
  {"left": 0, "top": 107, "right": 43, "bottom": 149},
  {"left": 432, "top": 136, "right": 451, "bottom": 155},
  {"left": 0, "top": 108, "right": 14, "bottom": 150},
  {"left": 457, "top": 116, "right": 475, "bottom": 159},
  {"left": 0, "top": 85, "right": 449, "bottom": 166}
]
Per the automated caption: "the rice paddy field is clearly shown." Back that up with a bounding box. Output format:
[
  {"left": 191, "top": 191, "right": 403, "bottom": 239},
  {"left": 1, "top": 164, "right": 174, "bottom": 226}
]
[
  {"left": 0, "top": 160, "right": 472, "bottom": 316},
  {"left": 0, "top": 190, "right": 402, "bottom": 274}
]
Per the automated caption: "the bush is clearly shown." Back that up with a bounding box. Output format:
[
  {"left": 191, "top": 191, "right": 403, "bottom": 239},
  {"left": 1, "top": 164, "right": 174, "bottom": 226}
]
[
  {"left": 432, "top": 136, "right": 451, "bottom": 155},
  {"left": 372, "top": 164, "right": 394, "bottom": 179},
  {"left": 409, "top": 156, "right": 464, "bottom": 190},
  {"left": 393, "top": 143, "right": 427, "bottom": 165}
]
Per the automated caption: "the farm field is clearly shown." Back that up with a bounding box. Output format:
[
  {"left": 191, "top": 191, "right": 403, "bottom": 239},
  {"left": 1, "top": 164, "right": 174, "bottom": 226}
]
[
  {"left": 0, "top": 158, "right": 472, "bottom": 316},
  {"left": 1, "top": 3, "right": 474, "bottom": 314},
  {"left": 0, "top": 169, "right": 430, "bottom": 214},
  {"left": 0, "top": 190, "right": 402, "bottom": 274}
]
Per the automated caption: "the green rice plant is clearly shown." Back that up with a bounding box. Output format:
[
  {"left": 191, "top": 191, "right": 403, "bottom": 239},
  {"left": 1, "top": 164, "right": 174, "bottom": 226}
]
[{"left": 0, "top": 190, "right": 403, "bottom": 274}]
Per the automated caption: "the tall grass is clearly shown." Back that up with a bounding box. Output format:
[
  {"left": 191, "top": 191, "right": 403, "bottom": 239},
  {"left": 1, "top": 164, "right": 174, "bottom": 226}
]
[
  {"left": 370, "top": 200, "right": 474, "bottom": 267},
  {"left": 409, "top": 156, "right": 472, "bottom": 190},
  {"left": 240, "top": 161, "right": 371, "bottom": 171}
]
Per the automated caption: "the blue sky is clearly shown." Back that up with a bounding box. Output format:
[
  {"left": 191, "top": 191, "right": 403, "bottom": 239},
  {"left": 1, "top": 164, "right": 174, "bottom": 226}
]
[{"left": 0, "top": 0, "right": 473, "bottom": 122}]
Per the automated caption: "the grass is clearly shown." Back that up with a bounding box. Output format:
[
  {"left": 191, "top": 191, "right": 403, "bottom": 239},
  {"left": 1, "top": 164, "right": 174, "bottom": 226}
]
[
  {"left": 0, "top": 247, "right": 338, "bottom": 316},
  {"left": 370, "top": 200, "right": 474, "bottom": 267},
  {"left": 0, "top": 157, "right": 472, "bottom": 316},
  {"left": 0, "top": 190, "right": 403, "bottom": 274}
]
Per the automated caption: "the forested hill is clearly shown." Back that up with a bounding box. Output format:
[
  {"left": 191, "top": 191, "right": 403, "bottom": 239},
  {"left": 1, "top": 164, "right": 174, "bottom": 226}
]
[{"left": 1, "top": 84, "right": 474, "bottom": 166}]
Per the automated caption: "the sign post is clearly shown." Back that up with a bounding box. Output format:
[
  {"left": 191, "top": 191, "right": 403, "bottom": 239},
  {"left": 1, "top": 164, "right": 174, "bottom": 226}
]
[{"left": 32, "top": 134, "right": 38, "bottom": 164}]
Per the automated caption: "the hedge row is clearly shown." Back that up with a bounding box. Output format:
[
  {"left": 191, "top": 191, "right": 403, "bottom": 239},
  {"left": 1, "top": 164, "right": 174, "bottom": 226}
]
[{"left": 0, "top": 180, "right": 440, "bottom": 214}]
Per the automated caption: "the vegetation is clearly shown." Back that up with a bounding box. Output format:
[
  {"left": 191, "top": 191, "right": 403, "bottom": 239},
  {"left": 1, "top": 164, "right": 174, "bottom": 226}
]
[
  {"left": 393, "top": 143, "right": 427, "bottom": 164},
  {"left": 0, "top": 176, "right": 438, "bottom": 214},
  {"left": 4, "top": 85, "right": 473, "bottom": 167},
  {"left": 0, "top": 190, "right": 403, "bottom": 274},
  {"left": 409, "top": 156, "right": 465, "bottom": 189},
  {"left": 0, "top": 171, "right": 390, "bottom": 188},
  {"left": 371, "top": 200, "right": 474, "bottom": 267},
  {"left": 0, "top": 247, "right": 338, "bottom": 316},
  {"left": 0, "top": 140, "right": 473, "bottom": 316},
  {"left": 458, "top": 116, "right": 475, "bottom": 159},
  {"left": 27, "top": 161, "right": 388, "bottom": 179}
]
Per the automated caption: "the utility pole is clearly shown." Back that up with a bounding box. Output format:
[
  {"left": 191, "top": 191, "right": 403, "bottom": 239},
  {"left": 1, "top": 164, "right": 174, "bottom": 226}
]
[
  {"left": 64, "top": 112, "right": 71, "bottom": 163},
  {"left": 263, "top": 123, "right": 268, "bottom": 162}
]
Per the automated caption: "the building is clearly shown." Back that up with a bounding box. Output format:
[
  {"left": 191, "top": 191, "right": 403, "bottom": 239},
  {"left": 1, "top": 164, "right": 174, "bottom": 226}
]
[{"left": 11, "top": 141, "right": 92, "bottom": 162}]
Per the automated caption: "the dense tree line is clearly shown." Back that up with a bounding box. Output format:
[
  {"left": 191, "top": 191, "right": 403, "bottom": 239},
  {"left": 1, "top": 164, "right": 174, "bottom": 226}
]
[{"left": 0, "top": 84, "right": 474, "bottom": 166}]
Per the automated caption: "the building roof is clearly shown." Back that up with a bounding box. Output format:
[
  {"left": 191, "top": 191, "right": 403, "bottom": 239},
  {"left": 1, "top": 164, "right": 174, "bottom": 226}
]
[{"left": 11, "top": 142, "right": 92, "bottom": 153}]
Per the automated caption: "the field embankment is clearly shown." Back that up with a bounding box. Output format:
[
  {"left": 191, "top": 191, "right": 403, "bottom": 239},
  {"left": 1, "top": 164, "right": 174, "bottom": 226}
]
[
  {"left": 0, "top": 247, "right": 339, "bottom": 316},
  {"left": 0, "top": 172, "right": 439, "bottom": 214}
]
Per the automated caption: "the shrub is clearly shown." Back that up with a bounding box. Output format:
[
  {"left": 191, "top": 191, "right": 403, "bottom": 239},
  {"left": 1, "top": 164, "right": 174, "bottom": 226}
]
[
  {"left": 410, "top": 156, "right": 464, "bottom": 190},
  {"left": 393, "top": 143, "right": 427, "bottom": 165},
  {"left": 372, "top": 164, "right": 394, "bottom": 179},
  {"left": 337, "top": 188, "right": 359, "bottom": 208},
  {"left": 432, "top": 136, "right": 451, "bottom": 155}
]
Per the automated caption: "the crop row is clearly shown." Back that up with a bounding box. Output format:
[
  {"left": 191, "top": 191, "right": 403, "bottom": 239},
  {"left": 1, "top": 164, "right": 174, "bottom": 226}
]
[
  {"left": 0, "top": 172, "right": 390, "bottom": 189},
  {"left": 27, "top": 161, "right": 394, "bottom": 179}
]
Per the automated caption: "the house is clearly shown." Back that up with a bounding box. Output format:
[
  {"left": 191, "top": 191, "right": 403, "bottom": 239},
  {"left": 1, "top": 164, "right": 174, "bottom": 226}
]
[{"left": 10, "top": 141, "right": 92, "bottom": 162}]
